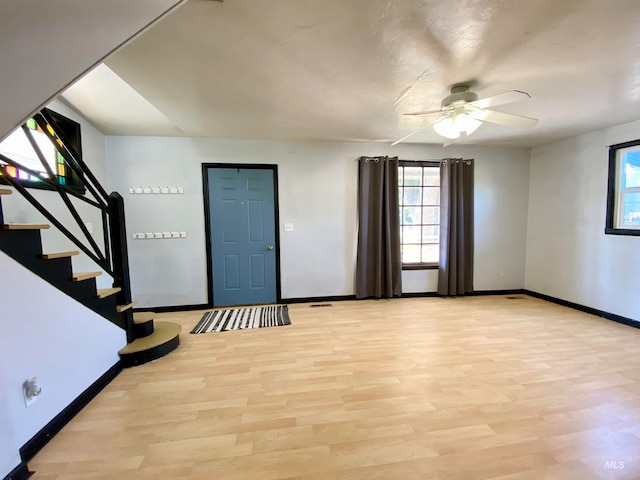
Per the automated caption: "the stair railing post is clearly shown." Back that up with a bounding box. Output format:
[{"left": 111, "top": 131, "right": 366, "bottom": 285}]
[{"left": 107, "top": 192, "right": 135, "bottom": 343}]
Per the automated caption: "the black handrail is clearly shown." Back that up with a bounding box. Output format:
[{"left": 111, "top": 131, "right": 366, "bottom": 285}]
[{"left": 0, "top": 109, "right": 134, "bottom": 340}]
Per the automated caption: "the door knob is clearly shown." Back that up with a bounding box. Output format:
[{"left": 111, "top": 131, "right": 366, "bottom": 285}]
[{"left": 268, "top": 245, "right": 274, "bottom": 250}]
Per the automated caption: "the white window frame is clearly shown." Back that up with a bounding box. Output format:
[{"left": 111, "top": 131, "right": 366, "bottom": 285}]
[{"left": 398, "top": 160, "right": 440, "bottom": 269}]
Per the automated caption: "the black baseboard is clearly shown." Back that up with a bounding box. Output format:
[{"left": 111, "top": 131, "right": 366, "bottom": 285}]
[
  {"left": 132, "top": 303, "right": 209, "bottom": 314},
  {"left": 19, "top": 362, "right": 122, "bottom": 463},
  {"left": 283, "top": 295, "right": 357, "bottom": 304},
  {"left": 2, "top": 462, "right": 32, "bottom": 480},
  {"left": 283, "top": 290, "right": 529, "bottom": 303},
  {"left": 523, "top": 290, "right": 639, "bottom": 329},
  {"left": 400, "top": 292, "right": 440, "bottom": 298},
  {"left": 469, "top": 289, "right": 527, "bottom": 296}
]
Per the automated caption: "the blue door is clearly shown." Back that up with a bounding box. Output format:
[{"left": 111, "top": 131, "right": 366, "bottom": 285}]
[{"left": 208, "top": 167, "right": 278, "bottom": 307}]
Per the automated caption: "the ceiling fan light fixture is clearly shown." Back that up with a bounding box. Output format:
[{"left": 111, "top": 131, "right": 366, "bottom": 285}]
[
  {"left": 433, "top": 117, "right": 460, "bottom": 139},
  {"left": 455, "top": 113, "right": 481, "bottom": 135}
]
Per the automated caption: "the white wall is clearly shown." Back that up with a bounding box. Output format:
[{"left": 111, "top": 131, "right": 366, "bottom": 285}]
[
  {"left": 0, "top": 252, "right": 124, "bottom": 477},
  {"left": 106, "top": 137, "right": 530, "bottom": 307},
  {"left": 526, "top": 119, "right": 640, "bottom": 322},
  {"left": 2, "top": 99, "right": 114, "bottom": 288}
]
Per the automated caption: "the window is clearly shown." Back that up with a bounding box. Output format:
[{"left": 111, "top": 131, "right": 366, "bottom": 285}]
[
  {"left": 0, "top": 108, "right": 84, "bottom": 192},
  {"left": 398, "top": 160, "right": 440, "bottom": 268},
  {"left": 606, "top": 140, "right": 640, "bottom": 236}
]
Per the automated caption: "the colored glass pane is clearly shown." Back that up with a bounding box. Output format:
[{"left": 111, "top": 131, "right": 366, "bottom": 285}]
[
  {"left": 6, "top": 166, "right": 17, "bottom": 177},
  {"left": 27, "top": 118, "right": 37, "bottom": 129},
  {"left": 57, "top": 164, "right": 65, "bottom": 176},
  {"left": 59, "top": 177, "right": 66, "bottom": 185}
]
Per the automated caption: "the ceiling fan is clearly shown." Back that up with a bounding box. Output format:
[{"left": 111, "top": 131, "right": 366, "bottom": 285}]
[{"left": 392, "top": 83, "right": 538, "bottom": 146}]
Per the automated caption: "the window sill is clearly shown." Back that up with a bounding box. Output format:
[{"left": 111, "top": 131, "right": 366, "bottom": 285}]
[
  {"left": 605, "top": 227, "right": 640, "bottom": 236},
  {"left": 402, "top": 264, "right": 439, "bottom": 271}
]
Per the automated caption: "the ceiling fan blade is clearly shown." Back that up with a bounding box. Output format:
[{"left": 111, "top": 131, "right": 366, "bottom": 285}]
[
  {"left": 470, "top": 108, "right": 538, "bottom": 129},
  {"left": 469, "top": 90, "right": 531, "bottom": 109},
  {"left": 391, "top": 118, "right": 442, "bottom": 145},
  {"left": 402, "top": 109, "right": 442, "bottom": 117}
]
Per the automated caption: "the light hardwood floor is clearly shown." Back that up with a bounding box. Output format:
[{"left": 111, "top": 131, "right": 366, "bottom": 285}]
[{"left": 30, "top": 296, "right": 640, "bottom": 479}]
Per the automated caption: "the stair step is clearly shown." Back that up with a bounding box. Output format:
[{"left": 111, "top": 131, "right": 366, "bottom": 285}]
[
  {"left": 133, "top": 312, "right": 155, "bottom": 324},
  {"left": 41, "top": 250, "right": 80, "bottom": 260},
  {"left": 97, "top": 287, "right": 121, "bottom": 299},
  {"left": 133, "top": 311, "right": 155, "bottom": 338},
  {"left": 0, "top": 188, "right": 12, "bottom": 195},
  {"left": 3, "top": 223, "right": 50, "bottom": 230},
  {"left": 119, "top": 321, "right": 181, "bottom": 367},
  {"left": 116, "top": 301, "right": 137, "bottom": 313},
  {"left": 72, "top": 271, "right": 102, "bottom": 282}
]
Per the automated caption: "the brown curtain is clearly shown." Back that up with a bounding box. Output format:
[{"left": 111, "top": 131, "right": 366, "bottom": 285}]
[
  {"left": 356, "top": 156, "right": 402, "bottom": 299},
  {"left": 438, "top": 158, "right": 474, "bottom": 296}
]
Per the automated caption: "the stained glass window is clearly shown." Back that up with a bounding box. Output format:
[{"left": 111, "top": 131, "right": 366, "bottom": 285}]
[{"left": 0, "top": 108, "right": 83, "bottom": 192}]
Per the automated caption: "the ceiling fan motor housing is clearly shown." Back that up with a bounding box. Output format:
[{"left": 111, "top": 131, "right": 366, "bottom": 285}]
[{"left": 441, "top": 84, "right": 478, "bottom": 109}]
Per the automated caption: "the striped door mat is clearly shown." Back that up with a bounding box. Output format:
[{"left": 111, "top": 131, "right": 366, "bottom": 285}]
[{"left": 190, "top": 305, "right": 291, "bottom": 334}]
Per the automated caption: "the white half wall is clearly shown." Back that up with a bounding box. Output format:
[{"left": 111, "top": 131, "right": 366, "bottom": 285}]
[
  {"left": 106, "top": 137, "right": 530, "bottom": 307},
  {"left": 0, "top": 252, "right": 124, "bottom": 478},
  {"left": 526, "top": 119, "right": 640, "bottom": 322}
]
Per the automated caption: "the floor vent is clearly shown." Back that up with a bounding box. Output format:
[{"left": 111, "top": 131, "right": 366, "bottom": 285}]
[
  {"left": 505, "top": 296, "right": 526, "bottom": 300},
  {"left": 310, "top": 304, "right": 333, "bottom": 308}
]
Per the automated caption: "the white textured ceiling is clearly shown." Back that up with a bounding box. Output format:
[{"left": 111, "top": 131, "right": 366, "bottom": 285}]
[{"left": 63, "top": 0, "right": 640, "bottom": 147}]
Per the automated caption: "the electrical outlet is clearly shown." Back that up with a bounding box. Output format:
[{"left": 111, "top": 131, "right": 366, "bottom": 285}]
[
  {"left": 23, "top": 378, "right": 41, "bottom": 407},
  {"left": 284, "top": 223, "right": 294, "bottom": 232}
]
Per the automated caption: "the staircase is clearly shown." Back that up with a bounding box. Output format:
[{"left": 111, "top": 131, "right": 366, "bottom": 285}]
[{"left": 0, "top": 187, "right": 180, "bottom": 367}]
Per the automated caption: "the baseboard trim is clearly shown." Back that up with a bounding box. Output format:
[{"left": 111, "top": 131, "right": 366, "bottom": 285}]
[
  {"left": 400, "top": 292, "right": 440, "bottom": 298},
  {"left": 469, "top": 289, "right": 527, "bottom": 296},
  {"left": 2, "top": 462, "right": 32, "bottom": 480},
  {"left": 523, "top": 289, "right": 639, "bottom": 329},
  {"left": 282, "top": 290, "right": 529, "bottom": 303},
  {"left": 19, "top": 362, "right": 122, "bottom": 463},
  {"left": 283, "top": 295, "right": 357, "bottom": 304},
  {"left": 133, "top": 303, "right": 209, "bottom": 314}
]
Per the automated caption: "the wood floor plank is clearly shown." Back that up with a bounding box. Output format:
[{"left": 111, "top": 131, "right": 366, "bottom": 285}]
[{"left": 28, "top": 296, "right": 640, "bottom": 479}]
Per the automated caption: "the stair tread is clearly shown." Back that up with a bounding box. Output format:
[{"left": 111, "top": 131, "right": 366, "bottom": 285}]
[
  {"left": 97, "top": 287, "right": 121, "bottom": 299},
  {"left": 42, "top": 250, "right": 80, "bottom": 259},
  {"left": 72, "top": 271, "right": 102, "bottom": 282},
  {"left": 0, "top": 188, "right": 12, "bottom": 195},
  {"left": 133, "top": 312, "right": 155, "bottom": 324},
  {"left": 3, "top": 223, "right": 50, "bottom": 230},
  {"left": 119, "top": 322, "right": 181, "bottom": 355},
  {"left": 116, "top": 301, "right": 137, "bottom": 313}
]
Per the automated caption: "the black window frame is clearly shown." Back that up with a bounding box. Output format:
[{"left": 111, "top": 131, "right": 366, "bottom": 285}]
[
  {"left": 0, "top": 108, "right": 85, "bottom": 194},
  {"left": 605, "top": 139, "right": 640, "bottom": 236},
  {"left": 398, "top": 160, "right": 441, "bottom": 270}
]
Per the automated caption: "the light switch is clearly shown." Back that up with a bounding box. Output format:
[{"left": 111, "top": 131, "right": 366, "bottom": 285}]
[
  {"left": 151, "top": 187, "right": 161, "bottom": 194},
  {"left": 171, "top": 231, "right": 180, "bottom": 238},
  {"left": 284, "top": 223, "right": 294, "bottom": 232},
  {"left": 145, "top": 233, "right": 154, "bottom": 239},
  {"left": 134, "top": 187, "right": 143, "bottom": 194},
  {"left": 179, "top": 232, "right": 187, "bottom": 238},
  {"left": 162, "top": 232, "right": 171, "bottom": 238},
  {"left": 177, "top": 187, "right": 184, "bottom": 194},
  {"left": 161, "top": 187, "right": 170, "bottom": 194},
  {"left": 142, "top": 187, "right": 152, "bottom": 194}
]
